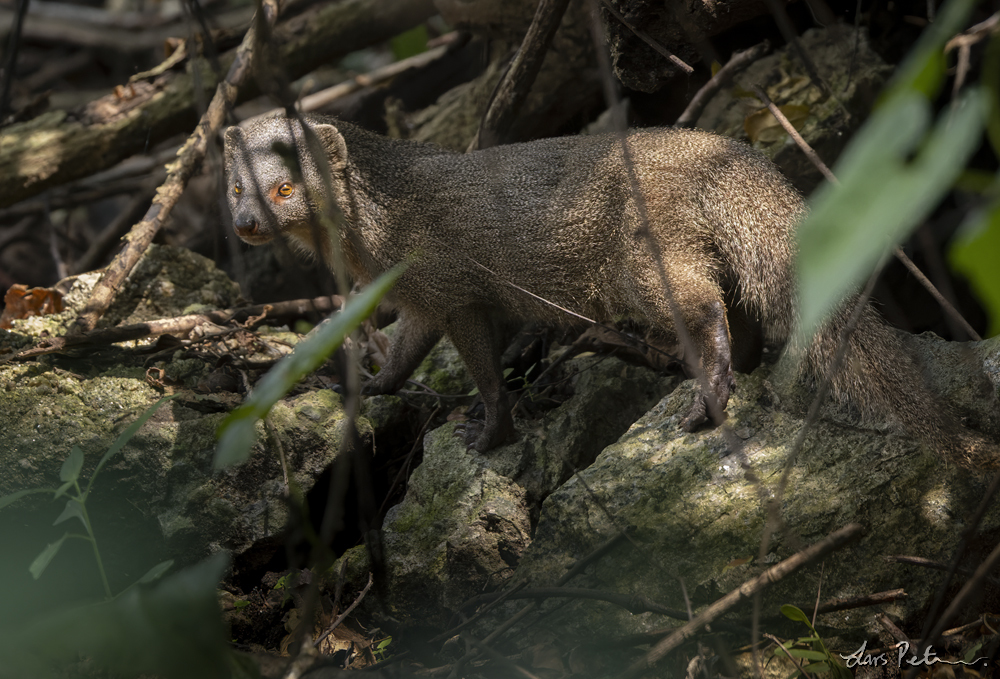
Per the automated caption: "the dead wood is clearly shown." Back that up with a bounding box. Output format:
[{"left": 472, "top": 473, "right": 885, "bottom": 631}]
[
  {"left": 0, "top": 0, "right": 437, "bottom": 209},
  {"left": 70, "top": 0, "right": 282, "bottom": 334},
  {"left": 6, "top": 294, "right": 344, "bottom": 361}
]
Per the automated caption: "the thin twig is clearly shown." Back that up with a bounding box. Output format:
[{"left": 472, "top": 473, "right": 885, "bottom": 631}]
[
  {"left": 5, "top": 294, "right": 344, "bottom": 362},
  {"left": 674, "top": 41, "right": 769, "bottom": 128},
  {"left": 469, "top": 0, "right": 573, "bottom": 150},
  {"left": 750, "top": 84, "right": 837, "bottom": 184},
  {"left": 891, "top": 555, "right": 1000, "bottom": 587},
  {"left": 70, "top": 0, "right": 281, "bottom": 334},
  {"left": 764, "top": 634, "right": 811, "bottom": 678},
  {"left": 618, "top": 524, "right": 864, "bottom": 679},
  {"left": 598, "top": 0, "right": 693, "bottom": 74},
  {"left": 750, "top": 84, "right": 983, "bottom": 343},
  {"left": 0, "top": 0, "right": 31, "bottom": 118},
  {"left": 314, "top": 572, "right": 374, "bottom": 648},
  {"left": 458, "top": 587, "right": 690, "bottom": 619}
]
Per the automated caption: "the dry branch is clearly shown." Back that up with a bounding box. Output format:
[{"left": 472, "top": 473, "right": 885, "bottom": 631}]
[
  {"left": 0, "top": 0, "right": 437, "bottom": 209},
  {"left": 619, "top": 523, "right": 864, "bottom": 679},
  {"left": 6, "top": 295, "right": 344, "bottom": 361},
  {"left": 70, "top": 0, "right": 282, "bottom": 334}
]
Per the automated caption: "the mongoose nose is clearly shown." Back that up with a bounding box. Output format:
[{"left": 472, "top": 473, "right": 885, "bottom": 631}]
[{"left": 233, "top": 215, "right": 259, "bottom": 238}]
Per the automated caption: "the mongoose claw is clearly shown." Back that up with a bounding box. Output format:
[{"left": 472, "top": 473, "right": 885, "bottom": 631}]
[
  {"left": 679, "top": 398, "right": 709, "bottom": 432},
  {"left": 453, "top": 419, "right": 484, "bottom": 451},
  {"left": 453, "top": 417, "right": 515, "bottom": 452}
]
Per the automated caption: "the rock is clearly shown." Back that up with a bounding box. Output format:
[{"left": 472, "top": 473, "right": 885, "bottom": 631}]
[
  {"left": 377, "top": 354, "right": 676, "bottom": 625},
  {"left": 0, "top": 245, "right": 362, "bottom": 606},
  {"left": 697, "top": 25, "right": 894, "bottom": 194}
]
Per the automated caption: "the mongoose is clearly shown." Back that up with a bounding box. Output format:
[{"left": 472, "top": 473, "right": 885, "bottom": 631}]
[{"left": 224, "top": 112, "right": 943, "bottom": 452}]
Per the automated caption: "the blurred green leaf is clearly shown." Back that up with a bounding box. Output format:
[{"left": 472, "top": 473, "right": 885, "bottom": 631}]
[
  {"left": 136, "top": 560, "right": 175, "bottom": 586},
  {"left": 215, "top": 266, "right": 404, "bottom": 468},
  {"left": 29, "top": 534, "right": 69, "bottom": 580},
  {"left": 88, "top": 395, "right": 177, "bottom": 494},
  {"left": 950, "top": 197, "right": 1000, "bottom": 337},
  {"left": 59, "top": 446, "right": 83, "bottom": 484},
  {"left": 53, "top": 499, "right": 86, "bottom": 528},
  {"left": 0, "top": 487, "right": 53, "bottom": 511},
  {"left": 391, "top": 24, "right": 428, "bottom": 61},
  {"left": 797, "top": 89, "right": 987, "bottom": 339},
  {"left": 881, "top": 0, "right": 977, "bottom": 103},
  {"left": 1, "top": 554, "right": 231, "bottom": 679}
]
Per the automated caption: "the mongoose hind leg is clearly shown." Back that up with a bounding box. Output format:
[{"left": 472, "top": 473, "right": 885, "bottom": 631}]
[
  {"left": 644, "top": 278, "right": 736, "bottom": 431},
  {"left": 445, "top": 308, "right": 515, "bottom": 452},
  {"left": 363, "top": 312, "right": 442, "bottom": 395}
]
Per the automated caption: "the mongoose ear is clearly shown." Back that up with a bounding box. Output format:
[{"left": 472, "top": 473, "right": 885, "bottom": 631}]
[
  {"left": 224, "top": 125, "right": 243, "bottom": 148},
  {"left": 224, "top": 126, "right": 243, "bottom": 164},
  {"left": 313, "top": 124, "right": 348, "bottom": 171}
]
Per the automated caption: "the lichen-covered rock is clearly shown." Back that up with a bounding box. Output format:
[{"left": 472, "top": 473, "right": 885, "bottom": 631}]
[
  {"left": 0, "top": 245, "right": 361, "bottom": 604},
  {"left": 499, "top": 343, "right": 1000, "bottom": 657},
  {"left": 377, "top": 355, "right": 675, "bottom": 625}
]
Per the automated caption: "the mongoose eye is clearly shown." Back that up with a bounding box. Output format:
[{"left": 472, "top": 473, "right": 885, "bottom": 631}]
[
  {"left": 233, "top": 182, "right": 242, "bottom": 195},
  {"left": 277, "top": 183, "right": 294, "bottom": 198}
]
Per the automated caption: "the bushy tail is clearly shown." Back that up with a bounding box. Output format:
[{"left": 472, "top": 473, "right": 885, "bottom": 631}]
[{"left": 806, "top": 302, "right": 943, "bottom": 437}]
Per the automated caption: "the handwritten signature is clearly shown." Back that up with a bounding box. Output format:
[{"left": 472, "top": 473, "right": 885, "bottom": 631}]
[{"left": 840, "top": 640, "right": 986, "bottom": 668}]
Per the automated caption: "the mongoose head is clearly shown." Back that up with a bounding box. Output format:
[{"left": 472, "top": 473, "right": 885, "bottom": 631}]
[{"left": 223, "top": 113, "right": 349, "bottom": 257}]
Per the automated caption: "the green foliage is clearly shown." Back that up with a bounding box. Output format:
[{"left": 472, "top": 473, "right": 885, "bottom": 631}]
[
  {"left": 0, "top": 395, "right": 177, "bottom": 598},
  {"left": 0, "top": 395, "right": 237, "bottom": 678},
  {"left": 774, "top": 605, "right": 852, "bottom": 679},
  {"left": 0, "top": 554, "right": 233, "bottom": 679},
  {"left": 373, "top": 635, "right": 393, "bottom": 662},
  {"left": 215, "top": 265, "right": 403, "bottom": 468},
  {"left": 795, "top": 0, "right": 987, "bottom": 341},
  {"left": 951, "top": 198, "right": 1000, "bottom": 336},
  {"left": 391, "top": 25, "right": 428, "bottom": 61}
]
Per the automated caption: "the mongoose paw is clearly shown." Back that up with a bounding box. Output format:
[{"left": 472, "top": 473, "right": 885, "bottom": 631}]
[
  {"left": 679, "top": 398, "right": 709, "bottom": 432},
  {"left": 679, "top": 389, "right": 730, "bottom": 432},
  {"left": 453, "top": 415, "right": 515, "bottom": 453},
  {"left": 361, "top": 374, "right": 400, "bottom": 396}
]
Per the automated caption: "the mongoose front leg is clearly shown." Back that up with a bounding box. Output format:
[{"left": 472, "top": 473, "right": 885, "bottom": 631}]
[
  {"left": 363, "top": 312, "right": 442, "bottom": 395},
  {"left": 445, "top": 309, "right": 514, "bottom": 452}
]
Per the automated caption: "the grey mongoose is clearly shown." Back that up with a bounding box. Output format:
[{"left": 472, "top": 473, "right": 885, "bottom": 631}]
[{"left": 224, "top": 112, "right": 945, "bottom": 453}]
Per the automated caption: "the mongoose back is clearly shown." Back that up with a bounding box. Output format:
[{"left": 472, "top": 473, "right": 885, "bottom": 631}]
[{"left": 224, "top": 112, "right": 942, "bottom": 452}]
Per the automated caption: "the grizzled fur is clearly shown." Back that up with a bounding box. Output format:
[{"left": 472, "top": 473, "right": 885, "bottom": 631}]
[{"left": 224, "top": 112, "right": 943, "bottom": 452}]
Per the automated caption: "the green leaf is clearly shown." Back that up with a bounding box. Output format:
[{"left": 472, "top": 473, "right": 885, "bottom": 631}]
[
  {"left": 53, "top": 479, "right": 75, "bottom": 500},
  {"left": 780, "top": 604, "right": 810, "bottom": 623},
  {"left": 53, "top": 499, "right": 86, "bottom": 528},
  {"left": 60, "top": 446, "right": 84, "bottom": 484},
  {"left": 782, "top": 649, "right": 829, "bottom": 661},
  {"left": 797, "top": 88, "right": 988, "bottom": 339},
  {"left": 881, "top": 0, "right": 977, "bottom": 103},
  {"left": 950, "top": 197, "right": 1000, "bottom": 337},
  {"left": 2, "top": 553, "right": 232, "bottom": 679},
  {"left": 215, "top": 266, "right": 404, "bottom": 468},
  {"left": 137, "top": 560, "right": 175, "bottom": 585},
  {"left": 29, "top": 533, "right": 69, "bottom": 580},
  {"left": 391, "top": 25, "right": 428, "bottom": 61},
  {"left": 0, "top": 487, "right": 53, "bottom": 511},
  {"left": 88, "top": 395, "right": 177, "bottom": 493}
]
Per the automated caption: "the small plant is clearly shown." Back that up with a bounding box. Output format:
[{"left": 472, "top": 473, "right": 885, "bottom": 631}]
[
  {"left": 0, "top": 394, "right": 176, "bottom": 599},
  {"left": 769, "top": 604, "right": 852, "bottom": 679},
  {"left": 372, "top": 635, "right": 392, "bottom": 662}
]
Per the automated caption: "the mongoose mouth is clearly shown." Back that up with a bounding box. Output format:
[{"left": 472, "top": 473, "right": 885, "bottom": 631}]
[{"left": 236, "top": 231, "right": 274, "bottom": 246}]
